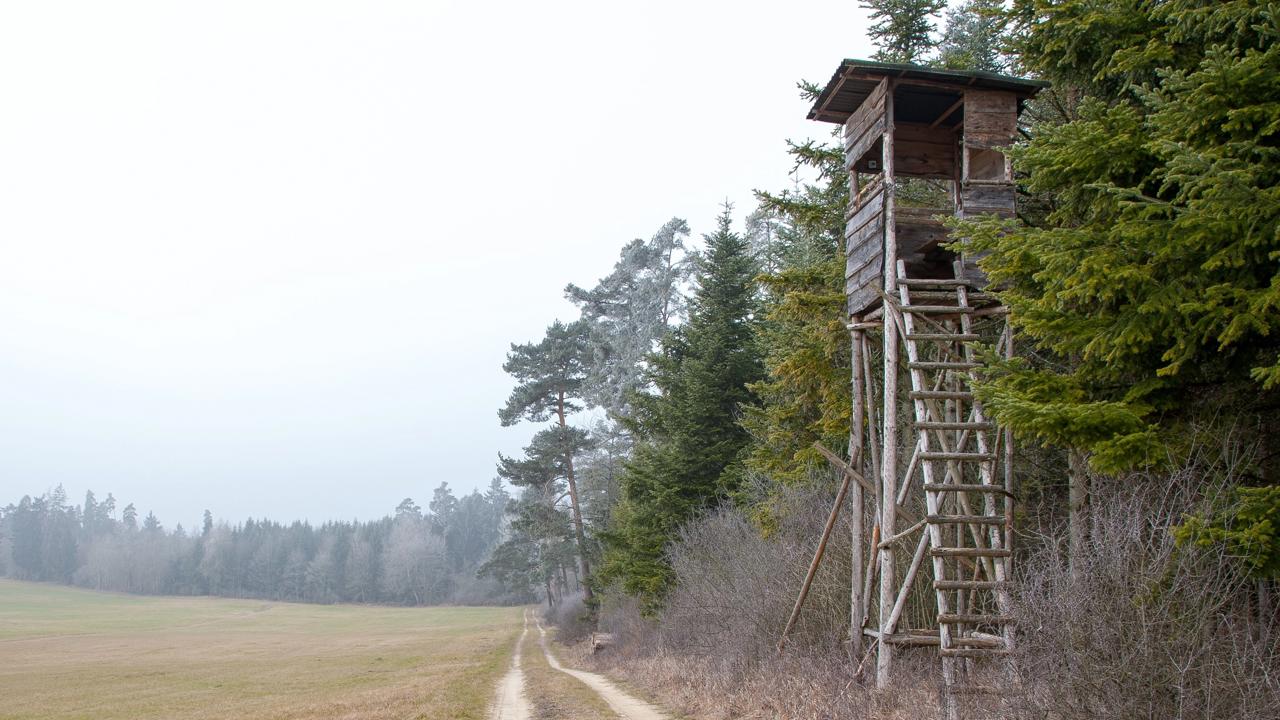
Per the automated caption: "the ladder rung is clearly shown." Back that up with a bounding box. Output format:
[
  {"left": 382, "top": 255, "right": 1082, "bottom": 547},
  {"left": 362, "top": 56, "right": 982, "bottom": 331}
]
[
  {"left": 951, "top": 636, "right": 1007, "bottom": 648},
  {"left": 900, "top": 304, "right": 977, "bottom": 314},
  {"left": 915, "top": 421, "right": 993, "bottom": 430},
  {"left": 934, "top": 580, "right": 1007, "bottom": 590},
  {"left": 907, "top": 361, "right": 981, "bottom": 370},
  {"left": 941, "top": 648, "right": 1012, "bottom": 658},
  {"left": 924, "top": 483, "right": 1010, "bottom": 494},
  {"left": 919, "top": 451, "right": 996, "bottom": 461},
  {"left": 898, "top": 278, "right": 976, "bottom": 287},
  {"left": 926, "top": 514, "right": 1005, "bottom": 525},
  {"left": 908, "top": 290, "right": 995, "bottom": 302},
  {"left": 931, "top": 547, "right": 1012, "bottom": 558},
  {"left": 905, "top": 333, "right": 982, "bottom": 342},
  {"left": 910, "top": 391, "right": 974, "bottom": 400},
  {"left": 939, "top": 613, "right": 1014, "bottom": 624}
]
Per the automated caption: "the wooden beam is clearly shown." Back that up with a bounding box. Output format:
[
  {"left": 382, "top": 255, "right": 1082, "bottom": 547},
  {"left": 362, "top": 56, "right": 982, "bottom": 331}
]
[
  {"left": 878, "top": 81, "right": 898, "bottom": 689},
  {"left": 849, "top": 325, "right": 866, "bottom": 659},
  {"left": 777, "top": 453, "right": 855, "bottom": 653},
  {"left": 928, "top": 97, "right": 965, "bottom": 130}
]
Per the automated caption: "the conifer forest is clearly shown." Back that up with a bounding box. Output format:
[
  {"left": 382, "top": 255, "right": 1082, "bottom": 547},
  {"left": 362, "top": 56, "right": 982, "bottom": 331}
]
[{"left": 3, "top": 2, "right": 1279, "bottom": 719}]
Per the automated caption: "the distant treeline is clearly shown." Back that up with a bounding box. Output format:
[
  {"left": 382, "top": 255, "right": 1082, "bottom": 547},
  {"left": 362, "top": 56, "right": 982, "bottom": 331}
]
[{"left": 0, "top": 481, "right": 530, "bottom": 606}]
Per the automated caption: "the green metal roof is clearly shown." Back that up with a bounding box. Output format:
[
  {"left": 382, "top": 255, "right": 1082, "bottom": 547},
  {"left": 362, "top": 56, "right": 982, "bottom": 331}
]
[{"left": 809, "top": 59, "right": 1049, "bottom": 123}]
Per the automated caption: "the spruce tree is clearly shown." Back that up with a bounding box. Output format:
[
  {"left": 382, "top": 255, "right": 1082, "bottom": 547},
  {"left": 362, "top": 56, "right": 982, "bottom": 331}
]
[
  {"left": 601, "top": 207, "right": 763, "bottom": 608},
  {"left": 952, "top": 0, "right": 1280, "bottom": 557},
  {"left": 861, "top": 0, "right": 947, "bottom": 64},
  {"left": 743, "top": 135, "right": 852, "bottom": 484},
  {"left": 937, "top": 0, "right": 1009, "bottom": 72}
]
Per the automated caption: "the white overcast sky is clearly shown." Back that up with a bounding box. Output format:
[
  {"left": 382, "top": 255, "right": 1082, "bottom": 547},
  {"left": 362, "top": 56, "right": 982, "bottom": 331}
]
[{"left": 0, "top": 1, "right": 876, "bottom": 529}]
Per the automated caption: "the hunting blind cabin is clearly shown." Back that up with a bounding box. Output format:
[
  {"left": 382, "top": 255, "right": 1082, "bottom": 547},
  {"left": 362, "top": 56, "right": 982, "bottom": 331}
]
[{"left": 787, "top": 60, "right": 1046, "bottom": 719}]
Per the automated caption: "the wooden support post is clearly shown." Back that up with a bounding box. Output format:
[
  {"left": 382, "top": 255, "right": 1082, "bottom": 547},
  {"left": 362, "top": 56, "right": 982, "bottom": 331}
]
[
  {"left": 850, "top": 325, "right": 865, "bottom": 658},
  {"left": 877, "top": 80, "right": 897, "bottom": 689},
  {"left": 777, "top": 459, "right": 854, "bottom": 653}
]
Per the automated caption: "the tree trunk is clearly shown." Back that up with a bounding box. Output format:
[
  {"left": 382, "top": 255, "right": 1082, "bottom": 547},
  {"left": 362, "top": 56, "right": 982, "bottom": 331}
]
[
  {"left": 557, "top": 390, "right": 594, "bottom": 602},
  {"left": 1068, "top": 448, "right": 1089, "bottom": 575}
]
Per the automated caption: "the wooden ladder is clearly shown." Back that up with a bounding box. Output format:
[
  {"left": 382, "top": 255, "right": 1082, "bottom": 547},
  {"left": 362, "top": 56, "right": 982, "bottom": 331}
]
[{"left": 894, "top": 259, "right": 1014, "bottom": 719}]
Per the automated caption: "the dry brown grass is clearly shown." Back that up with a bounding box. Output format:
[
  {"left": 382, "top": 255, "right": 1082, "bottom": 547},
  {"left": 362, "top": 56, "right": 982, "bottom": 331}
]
[
  {"left": 579, "top": 634, "right": 940, "bottom": 720},
  {"left": 0, "top": 579, "right": 522, "bottom": 720}
]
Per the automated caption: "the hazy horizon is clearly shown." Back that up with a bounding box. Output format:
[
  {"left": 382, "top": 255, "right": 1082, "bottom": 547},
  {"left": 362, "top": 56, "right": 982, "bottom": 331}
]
[{"left": 0, "top": 1, "right": 875, "bottom": 529}]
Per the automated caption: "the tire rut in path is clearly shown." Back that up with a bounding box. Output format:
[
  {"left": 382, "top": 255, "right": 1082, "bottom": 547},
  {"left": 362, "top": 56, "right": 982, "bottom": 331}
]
[
  {"left": 491, "top": 611, "right": 532, "bottom": 720},
  {"left": 532, "top": 614, "right": 670, "bottom": 720}
]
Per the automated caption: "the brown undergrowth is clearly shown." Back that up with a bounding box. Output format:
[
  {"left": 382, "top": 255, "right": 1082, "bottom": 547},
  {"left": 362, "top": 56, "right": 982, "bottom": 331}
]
[{"left": 551, "top": 457, "right": 1279, "bottom": 720}]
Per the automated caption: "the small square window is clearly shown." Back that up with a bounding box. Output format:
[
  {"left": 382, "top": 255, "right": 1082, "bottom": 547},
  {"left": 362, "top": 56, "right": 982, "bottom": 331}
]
[{"left": 968, "top": 148, "right": 1008, "bottom": 182}]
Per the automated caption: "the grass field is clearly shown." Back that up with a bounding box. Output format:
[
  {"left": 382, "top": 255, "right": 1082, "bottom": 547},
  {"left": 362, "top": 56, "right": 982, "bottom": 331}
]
[{"left": 0, "top": 579, "right": 523, "bottom": 720}]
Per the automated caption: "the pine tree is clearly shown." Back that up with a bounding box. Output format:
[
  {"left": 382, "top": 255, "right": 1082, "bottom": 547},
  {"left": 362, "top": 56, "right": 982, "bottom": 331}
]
[
  {"left": 601, "top": 207, "right": 763, "bottom": 608},
  {"left": 499, "top": 319, "right": 596, "bottom": 600},
  {"left": 121, "top": 503, "right": 138, "bottom": 532},
  {"left": 566, "top": 218, "right": 693, "bottom": 416}
]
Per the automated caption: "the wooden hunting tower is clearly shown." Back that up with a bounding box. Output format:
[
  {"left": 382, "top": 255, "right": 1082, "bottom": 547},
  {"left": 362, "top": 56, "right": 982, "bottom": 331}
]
[{"left": 809, "top": 61, "right": 1045, "bottom": 718}]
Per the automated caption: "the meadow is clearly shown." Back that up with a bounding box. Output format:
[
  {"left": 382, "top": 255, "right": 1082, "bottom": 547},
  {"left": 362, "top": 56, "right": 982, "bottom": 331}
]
[{"left": 0, "top": 579, "right": 522, "bottom": 720}]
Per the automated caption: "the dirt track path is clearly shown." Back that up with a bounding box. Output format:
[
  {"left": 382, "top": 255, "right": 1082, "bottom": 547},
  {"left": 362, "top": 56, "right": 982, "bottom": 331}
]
[
  {"left": 491, "top": 610, "right": 671, "bottom": 720},
  {"left": 491, "top": 613, "right": 532, "bottom": 720},
  {"left": 532, "top": 615, "right": 670, "bottom": 720}
]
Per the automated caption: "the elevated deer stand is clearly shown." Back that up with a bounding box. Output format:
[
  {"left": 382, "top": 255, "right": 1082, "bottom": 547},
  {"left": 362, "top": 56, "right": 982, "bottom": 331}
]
[{"left": 806, "top": 60, "right": 1044, "bottom": 720}]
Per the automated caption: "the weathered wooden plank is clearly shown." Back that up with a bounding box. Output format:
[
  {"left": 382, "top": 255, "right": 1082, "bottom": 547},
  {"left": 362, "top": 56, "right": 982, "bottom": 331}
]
[
  {"left": 887, "top": 123, "right": 958, "bottom": 178},
  {"left": 845, "top": 102, "right": 885, "bottom": 145},
  {"left": 847, "top": 281, "right": 883, "bottom": 316},
  {"left": 895, "top": 122, "right": 955, "bottom": 144},
  {"left": 893, "top": 147, "right": 953, "bottom": 177},
  {"left": 965, "top": 118, "right": 1017, "bottom": 148},
  {"left": 844, "top": 78, "right": 888, "bottom": 137},
  {"left": 847, "top": 223, "right": 883, "bottom": 261},
  {"left": 845, "top": 189, "right": 885, "bottom": 237},
  {"left": 847, "top": 252, "right": 880, "bottom": 291},
  {"left": 846, "top": 247, "right": 884, "bottom": 299},
  {"left": 846, "top": 269, "right": 879, "bottom": 298},
  {"left": 960, "top": 183, "right": 1015, "bottom": 215},
  {"left": 964, "top": 89, "right": 1017, "bottom": 114},
  {"left": 847, "top": 174, "right": 885, "bottom": 218},
  {"left": 846, "top": 116, "right": 886, "bottom": 169},
  {"left": 895, "top": 206, "right": 950, "bottom": 223},
  {"left": 897, "top": 218, "right": 949, "bottom": 257},
  {"left": 963, "top": 90, "right": 1018, "bottom": 148},
  {"left": 846, "top": 207, "right": 883, "bottom": 245},
  {"left": 842, "top": 79, "right": 888, "bottom": 169},
  {"left": 844, "top": 86, "right": 887, "bottom": 145},
  {"left": 846, "top": 229, "right": 883, "bottom": 278}
]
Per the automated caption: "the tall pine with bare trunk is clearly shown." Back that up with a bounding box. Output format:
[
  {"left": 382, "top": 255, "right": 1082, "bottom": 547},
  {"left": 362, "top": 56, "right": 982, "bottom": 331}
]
[{"left": 499, "top": 319, "right": 596, "bottom": 601}]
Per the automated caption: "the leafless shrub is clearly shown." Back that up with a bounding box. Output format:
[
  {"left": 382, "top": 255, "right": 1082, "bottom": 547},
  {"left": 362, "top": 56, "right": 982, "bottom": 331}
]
[
  {"left": 661, "top": 477, "right": 854, "bottom": 663},
  {"left": 586, "top": 477, "right": 942, "bottom": 719},
  {"left": 1006, "top": 462, "right": 1280, "bottom": 720},
  {"left": 596, "top": 591, "right": 655, "bottom": 650},
  {"left": 581, "top": 443, "right": 1278, "bottom": 720},
  {"left": 544, "top": 592, "right": 594, "bottom": 643}
]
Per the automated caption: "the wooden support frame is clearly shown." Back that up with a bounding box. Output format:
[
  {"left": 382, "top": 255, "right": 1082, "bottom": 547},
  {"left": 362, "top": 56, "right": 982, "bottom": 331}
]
[{"left": 803, "top": 62, "right": 1037, "bottom": 715}]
